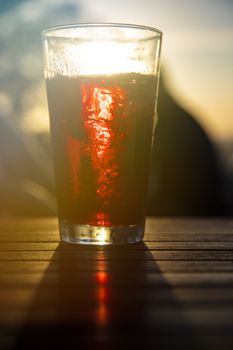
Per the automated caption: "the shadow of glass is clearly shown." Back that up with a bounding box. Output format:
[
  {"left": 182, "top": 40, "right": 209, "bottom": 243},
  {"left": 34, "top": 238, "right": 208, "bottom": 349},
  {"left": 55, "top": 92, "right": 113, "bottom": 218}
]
[{"left": 13, "top": 242, "right": 203, "bottom": 349}]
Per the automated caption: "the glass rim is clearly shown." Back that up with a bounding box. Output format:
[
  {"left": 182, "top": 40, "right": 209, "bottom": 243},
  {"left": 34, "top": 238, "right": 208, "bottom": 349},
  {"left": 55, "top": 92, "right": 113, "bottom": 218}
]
[{"left": 41, "top": 22, "right": 163, "bottom": 40}]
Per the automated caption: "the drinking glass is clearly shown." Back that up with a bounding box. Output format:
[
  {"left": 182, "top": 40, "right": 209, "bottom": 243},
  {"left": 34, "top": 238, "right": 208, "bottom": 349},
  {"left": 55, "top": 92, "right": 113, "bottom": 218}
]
[{"left": 42, "top": 23, "right": 162, "bottom": 244}]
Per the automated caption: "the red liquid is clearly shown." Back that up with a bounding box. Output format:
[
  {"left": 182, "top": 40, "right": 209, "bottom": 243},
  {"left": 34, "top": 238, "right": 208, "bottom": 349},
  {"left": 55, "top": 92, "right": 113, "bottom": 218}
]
[{"left": 46, "top": 73, "right": 157, "bottom": 226}]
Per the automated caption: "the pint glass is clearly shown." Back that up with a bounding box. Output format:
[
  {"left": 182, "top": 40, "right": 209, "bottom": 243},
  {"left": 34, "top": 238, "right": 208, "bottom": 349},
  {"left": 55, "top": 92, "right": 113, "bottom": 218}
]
[{"left": 42, "top": 23, "right": 162, "bottom": 244}]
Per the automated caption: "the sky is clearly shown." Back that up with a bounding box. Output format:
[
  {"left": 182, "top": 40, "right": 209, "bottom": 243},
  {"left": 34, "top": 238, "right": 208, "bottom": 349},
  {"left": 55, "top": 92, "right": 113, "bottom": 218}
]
[{"left": 82, "top": 0, "right": 233, "bottom": 141}]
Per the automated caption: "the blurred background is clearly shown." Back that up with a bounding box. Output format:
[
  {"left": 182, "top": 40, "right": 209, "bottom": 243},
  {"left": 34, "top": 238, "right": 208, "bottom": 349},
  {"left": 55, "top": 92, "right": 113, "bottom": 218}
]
[{"left": 0, "top": 0, "right": 232, "bottom": 216}]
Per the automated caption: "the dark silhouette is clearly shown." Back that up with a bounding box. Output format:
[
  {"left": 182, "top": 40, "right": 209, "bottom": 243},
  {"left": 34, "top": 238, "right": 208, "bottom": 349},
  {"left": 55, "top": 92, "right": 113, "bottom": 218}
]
[
  {"left": 148, "top": 72, "right": 230, "bottom": 216},
  {"left": 12, "top": 243, "right": 202, "bottom": 350}
]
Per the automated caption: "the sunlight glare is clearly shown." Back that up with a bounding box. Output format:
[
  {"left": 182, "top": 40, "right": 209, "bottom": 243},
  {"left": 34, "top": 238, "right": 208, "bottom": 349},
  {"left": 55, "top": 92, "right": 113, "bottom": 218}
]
[{"left": 64, "top": 40, "right": 146, "bottom": 75}]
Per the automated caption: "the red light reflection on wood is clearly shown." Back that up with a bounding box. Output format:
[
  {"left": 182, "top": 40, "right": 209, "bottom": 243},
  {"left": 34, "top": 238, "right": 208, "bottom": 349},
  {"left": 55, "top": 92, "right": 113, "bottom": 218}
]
[
  {"left": 95, "top": 268, "right": 110, "bottom": 327},
  {"left": 95, "top": 271, "right": 109, "bottom": 285}
]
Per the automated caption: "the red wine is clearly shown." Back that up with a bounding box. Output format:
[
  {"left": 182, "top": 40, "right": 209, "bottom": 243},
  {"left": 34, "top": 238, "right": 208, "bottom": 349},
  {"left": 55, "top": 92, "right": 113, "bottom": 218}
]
[{"left": 46, "top": 73, "right": 157, "bottom": 226}]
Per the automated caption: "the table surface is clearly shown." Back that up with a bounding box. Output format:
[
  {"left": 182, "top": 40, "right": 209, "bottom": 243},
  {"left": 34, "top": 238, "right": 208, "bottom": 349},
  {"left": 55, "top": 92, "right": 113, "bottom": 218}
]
[{"left": 1, "top": 217, "right": 233, "bottom": 349}]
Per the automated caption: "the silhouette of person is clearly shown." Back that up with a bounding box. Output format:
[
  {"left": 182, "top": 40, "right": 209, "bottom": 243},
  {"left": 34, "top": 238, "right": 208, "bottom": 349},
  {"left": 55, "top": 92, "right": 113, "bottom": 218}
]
[{"left": 148, "top": 72, "right": 230, "bottom": 216}]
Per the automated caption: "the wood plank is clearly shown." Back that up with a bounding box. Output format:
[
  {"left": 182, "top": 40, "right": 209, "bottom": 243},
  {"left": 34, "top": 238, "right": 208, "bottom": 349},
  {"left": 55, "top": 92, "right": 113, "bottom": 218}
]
[
  {"left": 145, "top": 233, "right": 233, "bottom": 241},
  {"left": 0, "top": 234, "right": 59, "bottom": 242},
  {"left": 2, "top": 233, "right": 233, "bottom": 243},
  {"left": 0, "top": 218, "right": 58, "bottom": 230},
  {"left": 146, "top": 218, "right": 233, "bottom": 234},
  {"left": 0, "top": 250, "right": 233, "bottom": 261},
  {"left": 0, "top": 217, "right": 232, "bottom": 233},
  {"left": 1, "top": 241, "right": 233, "bottom": 250},
  {"left": 2, "top": 336, "right": 232, "bottom": 350},
  {"left": 1, "top": 298, "right": 233, "bottom": 315},
  {"left": 1, "top": 272, "right": 233, "bottom": 288},
  {"left": 1, "top": 308, "right": 233, "bottom": 327},
  {"left": 1, "top": 288, "right": 233, "bottom": 309},
  {"left": 2, "top": 232, "right": 233, "bottom": 243},
  {"left": 0, "top": 242, "right": 60, "bottom": 250},
  {"left": 0, "top": 218, "right": 232, "bottom": 236},
  {"left": 1, "top": 260, "right": 233, "bottom": 272},
  {"left": 1, "top": 288, "right": 233, "bottom": 305}
]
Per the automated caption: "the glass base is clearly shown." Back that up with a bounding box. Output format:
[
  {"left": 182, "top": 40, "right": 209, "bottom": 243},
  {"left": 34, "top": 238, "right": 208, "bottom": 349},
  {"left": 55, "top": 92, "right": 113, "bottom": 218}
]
[{"left": 59, "top": 220, "right": 144, "bottom": 245}]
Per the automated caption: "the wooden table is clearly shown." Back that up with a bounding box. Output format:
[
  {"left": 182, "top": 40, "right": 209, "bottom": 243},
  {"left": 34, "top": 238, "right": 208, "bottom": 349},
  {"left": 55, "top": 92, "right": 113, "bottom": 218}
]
[{"left": 0, "top": 217, "right": 233, "bottom": 349}]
